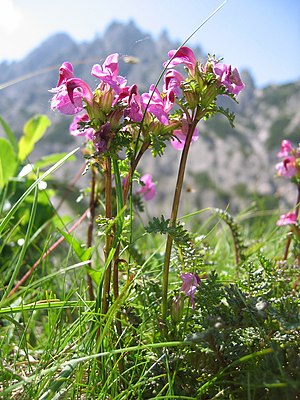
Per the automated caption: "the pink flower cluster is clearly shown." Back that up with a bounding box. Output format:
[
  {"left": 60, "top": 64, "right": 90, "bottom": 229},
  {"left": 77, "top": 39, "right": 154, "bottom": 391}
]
[
  {"left": 164, "top": 46, "right": 245, "bottom": 96},
  {"left": 50, "top": 53, "right": 178, "bottom": 147},
  {"left": 50, "top": 47, "right": 245, "bottom": 154},
  {"left": 276, "top": 140, "right": 300, "bottom": 179},
  {"left": 162, "top": 47, "right": 244, "bottom": 150},
  {"left": 275, "top": 140, "right": 299, "bottom": 228}
]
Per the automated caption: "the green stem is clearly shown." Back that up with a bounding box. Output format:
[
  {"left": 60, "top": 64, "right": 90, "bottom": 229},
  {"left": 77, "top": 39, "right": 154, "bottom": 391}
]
[
  {"left": 161, "top": 112, "right": 204, "bottom": 323},
  {"left": 101, "top": 156, "right": 113, "bottom": 315},
  {"left": 86, "top": 167, "right": 96, "bottom": 301},
  {"left": 122, "top": 140, "right": 150, "bottom": 203},
  {"left": 283, "top": 183, "right": 300, "bottom": 261}
]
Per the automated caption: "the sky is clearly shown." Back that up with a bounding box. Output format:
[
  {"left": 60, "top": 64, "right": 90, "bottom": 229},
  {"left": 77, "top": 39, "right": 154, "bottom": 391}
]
[{"left": 0, "top": 0, "right": 299, "bottom": 87}]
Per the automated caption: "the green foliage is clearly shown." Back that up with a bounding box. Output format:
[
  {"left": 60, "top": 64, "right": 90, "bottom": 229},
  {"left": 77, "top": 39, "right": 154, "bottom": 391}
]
[
  {"left": 216, "top": 105, "right": 236, "bottom": 128},
  {"left": 145, "top": 214, "right": 170, "bottom": 235},
  {"left": 0, "top": 138, "right": 18, "bottom": 188},
  {"left": 149, "top": 132, "right": 168, "bottom": 157},
  {"left": 18, "top": 115, "right": 51, "bottom": 161},
  {"left": 213, "top": 207, "right": 248, "bottom": 263},
  {"left": 0, "top": 115, "right": 18, "bottom": 154}
]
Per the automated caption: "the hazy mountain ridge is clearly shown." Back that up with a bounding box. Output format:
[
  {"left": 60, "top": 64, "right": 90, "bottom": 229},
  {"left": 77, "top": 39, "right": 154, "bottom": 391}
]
[{"left": 0, "top": 21, "right": 299, "bottom": 214}]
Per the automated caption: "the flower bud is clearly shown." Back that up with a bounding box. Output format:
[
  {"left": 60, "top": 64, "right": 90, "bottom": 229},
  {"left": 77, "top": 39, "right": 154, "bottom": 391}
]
[
  {"left": 183, "top": 89, "right": 199, "bottom": 109},
  {"left": 94, "top": 86, "right": 115, "bottom": 114},
  {"left": 92, "top": 122, "right": 111, "bottom": 154},
  {"left": 108, "top": 108, "right": 124, "bottom": 130},
  {"left": 171, "top": 293, "right": 184, "bottom": 323},
  {"left": 201, "top": 82, "right": 218, "bottom": 108}
]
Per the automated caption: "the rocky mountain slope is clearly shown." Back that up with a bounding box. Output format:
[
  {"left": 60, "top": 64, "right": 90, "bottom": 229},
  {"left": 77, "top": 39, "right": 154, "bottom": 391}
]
[{"left": 1, "top": 21, "right": 299, "bottom": 215}]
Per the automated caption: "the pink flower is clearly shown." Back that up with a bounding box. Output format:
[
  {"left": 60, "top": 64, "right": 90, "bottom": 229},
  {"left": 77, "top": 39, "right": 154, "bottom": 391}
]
[
  {"left": 119, "top": 84, "right": 144, "bottom": 122},
  {"left": 69, "top": 113, "right": 94, "bottom": 140},
  {"left": 141, "top": 85, "right": 169, "bottom": 125},
  {"left": 171, "top": 118, "right": 199, "bottom": 150},
  {"left": 138, "top": 174, "right": 156, "bottom": 201},
  {"left": 180, "top": 272, "right": 200, "bottom": 309},
  {"left": 50, "top": 85, "right": 85, "bottom": 115},
  {"left": 66, "top": 78, "right": 94, "bottom": 106},
  {"left": 92, "top": 53, "right": 127, "bottom": 94},
  {"left": 50, "top": 62, "right": 93, "bottom": 115},
  {"left": 276, "top": 212, "right": 297, "bottom": 226},
  {"left": 213, "top": 63, "right": 245, "bottom": 95},
  {"left": 276, "top": 156, "right": 297, "bottom": 178},
  {"left": 163, "top": 69, "right": 184, "bottom": 97},
  {"left": 164, "top": 47, "right": 197, "bottom": 75},
  {"left": 278, "top": 140, "right": 293, "bottom": 157}
]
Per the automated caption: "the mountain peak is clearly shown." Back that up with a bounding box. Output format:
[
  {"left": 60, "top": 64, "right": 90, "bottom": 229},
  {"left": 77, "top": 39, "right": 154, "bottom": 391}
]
[{"left": 26, "top": 32, "right": 76, "bottom": 60}]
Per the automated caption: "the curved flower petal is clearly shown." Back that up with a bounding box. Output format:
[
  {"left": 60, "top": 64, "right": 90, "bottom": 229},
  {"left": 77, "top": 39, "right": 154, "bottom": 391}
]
[
  {"left": 50, "top": 85, "right": 84, "bottom": 115},
  {"left": 163, "top": 69, "right": 184, "bottom": 96},
  {"left": 120, "top": 84, "right": 144, "bottom": 122},
  {"left": 164, "top": 47, "right": 197, "bottom": 74},
  {"left": 142, "top": 85, "right": 169, "bottom": 125},
  {"left": 57, "top": 62, "right": 74, "bottom": 86},
  {"left": 92, "top": 53, "right": 127, "bottom": 93},
  {"left": 66, "top": 78, "right": 94, "bottom": 106}
]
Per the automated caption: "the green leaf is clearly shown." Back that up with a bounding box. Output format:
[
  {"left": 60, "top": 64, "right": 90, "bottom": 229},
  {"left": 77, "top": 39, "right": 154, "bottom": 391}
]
[
  {"left": 86, "top": 267, "right": 102, "bottom": 285},
  {"left": 0, "top": 138, "right": 18, "bottom": 188},
  {"left": 34, "top": 152, "right": 76, "bottom": 169},
  {"left": 18, "top": 115, "right": 51, "bottom": 161},
  {"left": 0, "top": 115, "right": 18, "bottom": 154},
  {"left": 60, "top": 230, "right": 93, "bottom": 262},
  {"left": 0, "top": 147, "right": 79, "bottom": 236},
  {"left": 145, "top": 215, "right": 170, "bottom": 235}
]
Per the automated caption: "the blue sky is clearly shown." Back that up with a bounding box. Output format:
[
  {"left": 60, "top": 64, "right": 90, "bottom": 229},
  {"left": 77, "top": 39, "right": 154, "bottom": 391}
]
[{"left": 0, "top": 0, "right": 299, "bottom": 87}]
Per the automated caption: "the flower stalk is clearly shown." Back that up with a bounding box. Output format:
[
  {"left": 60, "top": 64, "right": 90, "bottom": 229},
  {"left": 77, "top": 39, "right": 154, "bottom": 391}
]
[
  {"left": 162, "top": 110, "right": 205, "bottom": 322},
  {"left": 283, "top": 183, "right": 300, "bottom": 261},
  {"left": 86, "top": 166, "right": 96, "bottom": 301},
  {"left": 101, "top": 156, "right": 113, "bottom": 315}
]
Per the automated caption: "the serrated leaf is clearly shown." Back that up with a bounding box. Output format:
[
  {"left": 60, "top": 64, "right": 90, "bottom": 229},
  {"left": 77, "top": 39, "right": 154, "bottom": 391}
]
[
  {"left": 18, "top": 115, "right": 51, "bottom": 161},
  {"left": 145, "top": 215, "right": 170, "bottom": 234},
  {"left": 0, "top": 115, "right": 18, "bottom": 154},
  {"left": 0, "top": 138, "right": 18, "bottom": 188}
]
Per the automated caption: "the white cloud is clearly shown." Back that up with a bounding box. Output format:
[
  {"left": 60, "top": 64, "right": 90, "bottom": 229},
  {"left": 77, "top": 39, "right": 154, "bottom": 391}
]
[{"left": 0, "top": 0, "right": 23, "bottom": 34}]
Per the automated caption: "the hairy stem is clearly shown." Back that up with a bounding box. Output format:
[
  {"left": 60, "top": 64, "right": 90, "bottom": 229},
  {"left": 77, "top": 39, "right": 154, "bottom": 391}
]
[
  {"left": 122, "top": 140, "right": 150, "bottom": 203},
  {"left": 161, "top": 112, "right": 203, "bottom": 323},
  {"left": 283, "top": 183, "right": 300, "bottom": 261},
  {"left": 86, "top": 167, "right": 96, "bottom": 301},
  {"left": 101, "top": 156, "right": 113, "bottom": 315}
]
